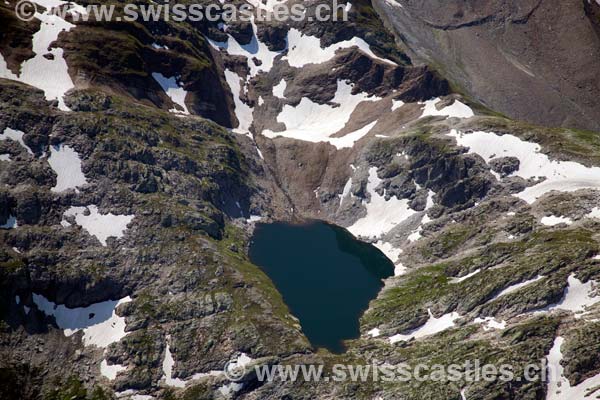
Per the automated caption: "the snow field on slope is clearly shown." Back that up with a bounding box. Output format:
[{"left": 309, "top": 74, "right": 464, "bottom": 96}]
[
  {"left": 0, "top": 1, "right": 83, "bottom": 110},
  {"left": 449, "top": 269, "right": 482, "bottom": 284},
  {"left": 32, "top": 294, "right": 131, "bottom": 347},
  {"left": 448, "top": 130, "right": 600, "bottom": 203},
  {"left": 420, "top": 98, "right": 474, "bottom": 119},
  {"left": 540, "top": 215, "right": 573, "bottom": 226},
  {"left": 0, "top": 128, "right": 34, "bottom": 155},
  {"left": 209, "top": 23, "right": 394, "bottom": 137},
  {"left": 473, "top": 317, "right": 506, "bottom": 331},
  {"left": 101, "top": 359, "right": 127, "bottom": 380},
  {"left": 546, "top": 336, "right": 600, "bottom": 400},
  {"left": 272, "top": 79, "right": 287, "bottom": 98},
  {"left": 487, "top": 276, "right": 545, "bottom": 302},
  {"left": 207, "top": 20, "right": 283, "bottom": 78},
  {"left": 285, "top": 28, "right": 396, "bottom": 68},
  {"left": 162, "top": 340, "right": 253, "bottom": 388},
  {"left": 541, "top": 274, "right": 600, "bottom": 317},
  {"left": 347, "top": 167, "right": 416, "bottom": 239},
  {"left": 224, "top": 70, "right": 254, "bottom": 134},
  {"left": 262, "top": 80, "right": 380, "bottom": 148},
  {"left": 63, "top": 205, "right": 134, "bottom": 246},
  {"left": 48, "top": 144, "right": 87, "bottom": 192},
  {"left": 389, "top": 309, "right": 460, "bottom": 343},
  {"left": 152, "top": 73, "right": 190, "bottom": 114},
  {"left": 374, "top": 240, "right": 402, "bottom": 264}
]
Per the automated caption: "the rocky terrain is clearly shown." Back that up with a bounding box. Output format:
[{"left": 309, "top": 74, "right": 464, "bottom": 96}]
[
  {"left": 1, "top": 0, "right": 600, "bottom": 399},
  {"left": 374, "top": 0, "right": 600, "bottom": 132}
]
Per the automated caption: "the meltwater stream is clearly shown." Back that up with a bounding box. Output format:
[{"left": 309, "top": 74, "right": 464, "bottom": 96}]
[{"left": 249, "top": 221, "right": 394, "bottom": 353}]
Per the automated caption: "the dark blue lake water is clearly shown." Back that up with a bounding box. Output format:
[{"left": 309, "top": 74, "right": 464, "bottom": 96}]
[{"left": 249, "top": 221, "right": 394, "bottom": 353}]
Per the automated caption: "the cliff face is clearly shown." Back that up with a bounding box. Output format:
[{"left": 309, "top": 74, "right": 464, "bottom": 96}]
[{"left": 374, "top": 0, "right": 600, "bottom": 132}]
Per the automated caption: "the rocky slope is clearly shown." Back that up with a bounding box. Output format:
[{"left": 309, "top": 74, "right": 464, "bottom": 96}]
[
  {"left": 1, "top": 0, "right": 600, "bottom": 399},
  {"left": 374, "top": 0, "right": 600, "bottom": 132}
]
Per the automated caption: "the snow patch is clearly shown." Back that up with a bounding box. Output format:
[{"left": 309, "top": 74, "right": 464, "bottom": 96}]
[
  {"left": 0, "top": 128, "right": 34, "bottom": 155},
  {"left": 391, "top": 99, "right": 405, "bottom": 111},
  {"left": 245, "top": 0, "right": 287, "bottom": 12},
  {"left": 48, "top": 144, "right": 87, "bottom": 192},
  {"left": 408, "top": 192, "right": 435, "bottom": 242},
  {"left": 152, "top": 43, "right": 168, "bottom": 50},
  {"left": 0, "top": 2, "right": 83, "bottom": 110},
  {"left": 0, "top": 52, "right": 18, "bottom": 80},
  {"left": 32, "top": 294, "right": 131, "bottom": 347},
  {"left": 348, "top": 167, "right": 416, "bottom": 239},
  {"left": 63, "top": 205, "right": 134, "bottom": 246},
  {"left": 208, "top": 20, "right": 283, "bottom": 77},
  {"left": 448, "top": 130, "right": 600, "bottom": 204},
  {"left": 374, "top": 240, "right": 402, "bottom": 264},
  {"left": 1, "top": 215, "right": 18, "bottom": 229},
  {"left": 449, "top": 269, "right": 482, "bottom": 284},
  {"left": 152, "top": 73, "right": 189, "bottom": 114},
  {"left": 224, "top": 70, "right": 253, "bottom": 134},
  {"left": 162, "top": 342, "right": 186, "bottom": 388},
  {"left": 328, "top": 120, "right": 377, "bottom": 149},
  {"left": 546, "top": 336, "right": 600, "bottom": 400},
  {"left": 246, "top": 215, "right": 262, "bottom": 223},
  {"left": 218, "top": 382, "right": 244, "bottom": 398},
  {"left": 473, "top": 317, "right": 506, "bottom": 331},
  {"left": 546, "top": 274, "right": 599, "bottom": 317},
  {"left": 272, "top": 79, "right": 286, "bottom": 98},
  {"left": 339, "top": 177, "right": 353, "bottom": 207},
  {"left": 285, "top": 28, "right": 396, "bottom": 68},
  {"left": 256, "top": 146, "right": 264, "bottom": 159},
  {"left": 421, "top": 98, "right": 474, "bottom": 119},
  {"left": 407, "top": 229, "right": 422, "bottom": 242},
  {"left": 389, "top": 309, "right": 460, "bottom": 343},
  {"left": 394, "top": 263, "right": 407, "bottom": 276},
  {"left": 162, "top": 344, "right": 252, "bottom": 388},
  {"left": 488, "top": 276, "right": 544, "bottom": 302},
  {"left": 101, "top": 359, "right": 127, "bottom": 380},
  {"left": 587, "top": 207, "right": 600, "bottom": 219},
  {"left": 367, "top": 328, "right": 380, "bottom": 338},
  {"left": 541, "top": 215, "right": 573, "bottom": 226},
  {"left": 115, "top": 390, "right": 154, "bottom": 400},
  {"left": 262, "top": 80, "right": 380, "bottom": 148}
]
